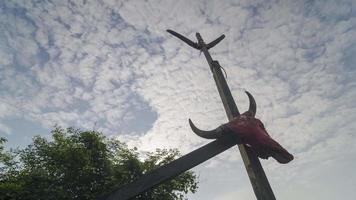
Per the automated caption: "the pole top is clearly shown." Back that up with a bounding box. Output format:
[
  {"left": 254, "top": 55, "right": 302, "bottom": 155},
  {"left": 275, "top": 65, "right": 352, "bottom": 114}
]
[{"left": 167, "top": 29, "right": 225, "bottom": 50}]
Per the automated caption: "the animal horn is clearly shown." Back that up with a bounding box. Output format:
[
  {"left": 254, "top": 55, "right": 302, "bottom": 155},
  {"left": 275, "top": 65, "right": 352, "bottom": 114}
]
[
  {"left": 189, "top": 119, "right": 225, "bottom": 139},
  {"left": 245, "top": 91, "right": 257, "bottom": 117}
]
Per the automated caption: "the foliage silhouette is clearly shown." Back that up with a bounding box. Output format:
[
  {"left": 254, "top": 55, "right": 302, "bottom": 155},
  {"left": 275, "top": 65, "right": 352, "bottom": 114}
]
[{"left": 0, "top": 127, "right": 197, "bottom": 200}]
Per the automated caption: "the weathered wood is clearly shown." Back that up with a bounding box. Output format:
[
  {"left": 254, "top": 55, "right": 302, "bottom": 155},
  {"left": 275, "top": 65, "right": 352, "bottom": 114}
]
[
  {"left": 104, "top": 30, "right": 276, "bottom": 200},
  {"left": 196, "top": 33, "right": 276, "bottom": 200},
  {"left": 105, "top": 134, "right": 237, "bottom": 200}
]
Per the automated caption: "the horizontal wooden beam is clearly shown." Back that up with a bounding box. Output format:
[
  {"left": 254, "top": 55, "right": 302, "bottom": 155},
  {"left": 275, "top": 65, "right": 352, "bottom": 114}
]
[{"left": 105, "top": 134, "right": 237, "bottom": 200}]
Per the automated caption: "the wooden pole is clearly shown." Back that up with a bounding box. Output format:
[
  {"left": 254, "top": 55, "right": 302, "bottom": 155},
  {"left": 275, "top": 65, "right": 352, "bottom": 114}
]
[{"left": 195, "top": 32, "right": 276, "bottom": 200}]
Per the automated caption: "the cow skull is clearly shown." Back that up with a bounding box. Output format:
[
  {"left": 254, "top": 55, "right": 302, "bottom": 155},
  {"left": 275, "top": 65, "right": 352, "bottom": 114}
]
[{"left": 189, "top": 91, "right": 294, "bottom": 164}]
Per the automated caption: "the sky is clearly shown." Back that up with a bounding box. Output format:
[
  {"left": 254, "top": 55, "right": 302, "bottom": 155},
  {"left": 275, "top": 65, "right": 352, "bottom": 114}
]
[{"left": 1, "top": 0, "right": 356, "bottom": 199}]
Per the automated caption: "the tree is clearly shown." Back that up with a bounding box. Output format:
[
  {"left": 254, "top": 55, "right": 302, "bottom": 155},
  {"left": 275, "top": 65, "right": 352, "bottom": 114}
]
[{"left": 0, "top": 127, "right": 198, "bottom": 200}]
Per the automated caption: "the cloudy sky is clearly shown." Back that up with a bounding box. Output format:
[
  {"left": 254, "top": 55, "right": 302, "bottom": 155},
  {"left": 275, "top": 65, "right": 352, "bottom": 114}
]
[{"left": 1, "top": 0, "right": 356, "bottom": 199}]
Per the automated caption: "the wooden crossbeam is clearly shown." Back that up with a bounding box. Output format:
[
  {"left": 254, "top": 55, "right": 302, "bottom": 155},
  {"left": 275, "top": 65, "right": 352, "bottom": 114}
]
[{"left": 104, "top": 134, "right": 237, "bottom": 200}]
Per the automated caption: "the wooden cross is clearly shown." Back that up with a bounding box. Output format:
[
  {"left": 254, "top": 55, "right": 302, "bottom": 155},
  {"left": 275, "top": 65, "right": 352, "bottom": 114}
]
[{"left": 105, "top": 30, "right": 275, "bottom": 200}]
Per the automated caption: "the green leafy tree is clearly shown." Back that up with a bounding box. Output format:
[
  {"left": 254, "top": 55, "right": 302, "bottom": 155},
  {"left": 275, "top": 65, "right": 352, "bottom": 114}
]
[{"left": 0, "top": 127, "right": 198, "bottom": 200}]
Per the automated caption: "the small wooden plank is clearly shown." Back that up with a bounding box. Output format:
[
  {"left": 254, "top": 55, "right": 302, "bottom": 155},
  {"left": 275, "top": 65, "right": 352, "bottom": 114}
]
[{"left": 105, "top": 134, "right": 237, "bottom": 200}]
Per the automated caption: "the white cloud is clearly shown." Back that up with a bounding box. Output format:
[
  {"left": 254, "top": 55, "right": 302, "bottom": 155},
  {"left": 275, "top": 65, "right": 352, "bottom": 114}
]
[{"left": 1, "top": 0, "right": 356, "bottom": 199}]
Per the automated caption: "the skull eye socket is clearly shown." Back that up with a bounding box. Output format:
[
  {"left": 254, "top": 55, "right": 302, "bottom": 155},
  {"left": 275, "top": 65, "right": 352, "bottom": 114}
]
[{"left": 259, "top": 122, "right": 265, "bottom": 130}]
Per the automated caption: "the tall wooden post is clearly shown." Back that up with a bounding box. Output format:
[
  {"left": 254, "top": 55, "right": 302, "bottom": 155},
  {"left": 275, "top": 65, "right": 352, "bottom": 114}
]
[
  {"left": 104, "top": 30, "right": 277, "bottom": 200},
  {"left": 195, "top": 32, "right": 276, "bottom": 200}
]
